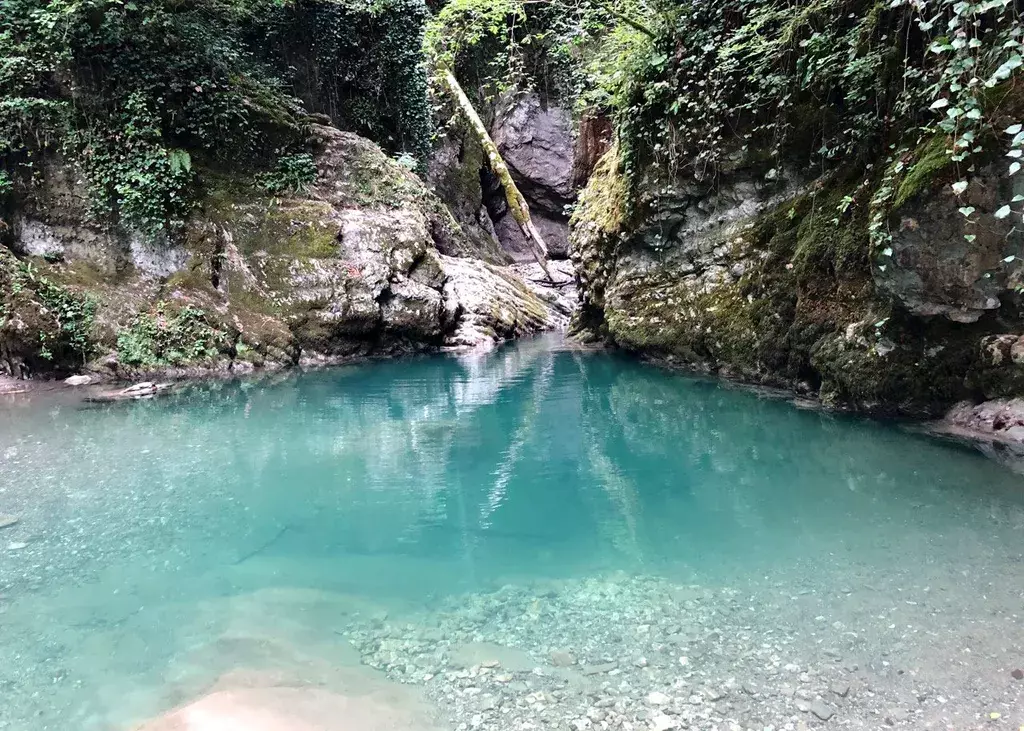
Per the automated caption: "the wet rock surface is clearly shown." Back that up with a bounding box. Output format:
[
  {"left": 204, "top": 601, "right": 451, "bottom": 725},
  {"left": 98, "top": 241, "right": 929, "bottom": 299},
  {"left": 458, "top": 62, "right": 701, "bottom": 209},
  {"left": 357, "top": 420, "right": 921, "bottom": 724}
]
[
  {"left": 874, "top": 166, "right": 1024, "bottom": 324},
  {"left": 570, "top": 144, "right": 1024, "bottom": 417}
]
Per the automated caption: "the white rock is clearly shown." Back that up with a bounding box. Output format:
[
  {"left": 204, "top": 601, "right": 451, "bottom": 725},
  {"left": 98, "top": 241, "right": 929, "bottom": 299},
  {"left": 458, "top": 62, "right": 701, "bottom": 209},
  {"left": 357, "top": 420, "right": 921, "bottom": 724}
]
[
  {"left": 647, "top": 692, "right": 671, "bottom": 706},
  {"left": 64, "top": 375, "right": 92, "bottom": 386},
  {"left": 650, "top": 712, "right": 680, "bottom": 731}
]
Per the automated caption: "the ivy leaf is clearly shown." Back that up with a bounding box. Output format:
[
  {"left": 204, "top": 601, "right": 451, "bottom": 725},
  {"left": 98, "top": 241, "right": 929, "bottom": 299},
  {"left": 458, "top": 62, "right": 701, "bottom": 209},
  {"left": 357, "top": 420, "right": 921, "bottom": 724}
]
[
  {"left": 992, "top": 54, "right": 1023, "bottom": 81},
  {"left": 952, "top": 180, "right": 969, "bottom": 194},
  {"left": 929, "top": 98, "right": 949, "bottom": 110},
  {"left": 1008, "top": 149, "right": 1023, "bottom": 158},
  {"left": 1013, "top": 195, "right": 1024, "bottom": 203},
  {"left": 1004, "top": 255, "right": 1017, "bottom": 263},
  {"left": 964, "top": 234, "right": 976, "bottom": 242},
  {"left": 959, "top": 206, "right": 976, "bottom": 217},
  {"left": 995, "top": 205, "right": 1012, "bottom": 219},
  {"left": 1012, "top": 162, "right": 1022, "bottom": 175},
  {"left": 1007, "top": 124, "right": 1023, "bottom": 135}
]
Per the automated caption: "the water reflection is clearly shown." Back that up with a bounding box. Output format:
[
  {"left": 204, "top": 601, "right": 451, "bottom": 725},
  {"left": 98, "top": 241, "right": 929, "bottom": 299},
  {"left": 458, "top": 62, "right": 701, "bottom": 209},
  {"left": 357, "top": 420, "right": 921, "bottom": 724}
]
[{"left": 2, "top": 335, "right": 1023, "bottom": 603}]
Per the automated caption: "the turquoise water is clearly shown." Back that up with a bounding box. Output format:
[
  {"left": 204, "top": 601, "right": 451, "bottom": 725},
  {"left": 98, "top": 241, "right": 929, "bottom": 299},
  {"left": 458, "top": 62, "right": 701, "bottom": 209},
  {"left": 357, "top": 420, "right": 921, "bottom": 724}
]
[{"left": 1, "top": 335, "right": 1023, "bottom": 729}]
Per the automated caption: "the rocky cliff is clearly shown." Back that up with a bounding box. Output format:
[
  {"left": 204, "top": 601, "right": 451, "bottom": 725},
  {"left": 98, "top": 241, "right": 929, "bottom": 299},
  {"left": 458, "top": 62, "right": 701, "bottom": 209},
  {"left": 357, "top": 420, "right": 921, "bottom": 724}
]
[
  {"left": 0, "top": 126, "right": 556, "bottom": 380},
  {"left": 571, "top": 143, "right": 1024, "bottom": 419},
  {"left": 429, "top": 92, "right": 590, "bottom": 264}
]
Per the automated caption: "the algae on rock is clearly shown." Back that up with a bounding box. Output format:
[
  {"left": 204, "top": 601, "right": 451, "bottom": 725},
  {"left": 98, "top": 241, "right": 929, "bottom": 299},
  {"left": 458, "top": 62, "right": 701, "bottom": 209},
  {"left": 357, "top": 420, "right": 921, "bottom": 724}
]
[
  {"left": 2, "top": 125, "right": 558, "bottom": 378},
  {"left": 569, "top": 142, "right": 1024, "bottom": 417}
]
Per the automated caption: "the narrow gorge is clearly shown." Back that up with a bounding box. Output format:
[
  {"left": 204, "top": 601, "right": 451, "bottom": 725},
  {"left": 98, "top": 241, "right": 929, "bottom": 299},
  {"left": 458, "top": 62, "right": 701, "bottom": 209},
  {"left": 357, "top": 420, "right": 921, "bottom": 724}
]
[{"left": 2, "top": 1, "right": 1024, "bottom": 730}]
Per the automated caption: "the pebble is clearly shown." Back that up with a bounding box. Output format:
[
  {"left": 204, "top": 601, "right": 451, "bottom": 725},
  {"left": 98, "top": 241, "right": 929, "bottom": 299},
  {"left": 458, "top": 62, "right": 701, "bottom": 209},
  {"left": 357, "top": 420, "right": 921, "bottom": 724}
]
[
  {"left": 582, "top": 662, "right": 617, "bottom": 675},
  {"left": 1011, "top": 669, "right": 1023, "bottom": 681},
  {"left": 830, "top": 683, "right": 850, "bottom": 698},
  {"left": 885, "top": 708, "right": 910, "bottom": 724},
  {"left": 650, "top": 712, "right": 680, "bottom": 730},
  {"left": 810, "top": 700, "right": 836, "bottom": 721},
  {"left": 550, "top": 650, "right": 576, "bottom": 667},
  {"left": 342, "top": 574, "right": 1016, "bottom": 731}
]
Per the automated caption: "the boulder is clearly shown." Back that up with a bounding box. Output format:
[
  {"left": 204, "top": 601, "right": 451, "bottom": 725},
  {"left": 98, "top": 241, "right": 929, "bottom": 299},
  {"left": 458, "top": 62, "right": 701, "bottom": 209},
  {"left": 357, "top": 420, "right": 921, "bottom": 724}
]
[
  {"left": 943, "top": 399, "right": 1024, "bottom": 443},
  {"left": 4, "top": 124, "right": 557, "bottom": 376},
  {"left": 488, "top": 93, "right": 576, "bottom": 259},
  {"left": 492, "top": 93, "right": 575, "bottom": 214},
  {"left": 439, "top": 254, "right": 551, "bottom": 349}
]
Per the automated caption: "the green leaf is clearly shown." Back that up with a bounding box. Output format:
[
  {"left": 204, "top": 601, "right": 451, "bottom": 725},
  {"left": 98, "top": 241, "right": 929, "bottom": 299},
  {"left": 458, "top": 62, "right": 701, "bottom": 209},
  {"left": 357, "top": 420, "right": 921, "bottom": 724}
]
[
  {"left": 1011, "top": 162, "right": 1022, "bottom": 175},
  {"left": 1007, "top": 124, "right": 1023, "bottom": 135},
  {"left": 959, "top": 206, "right": 976, "bottom": 217},
  {"left": 929, "top": 98, "right": 950, "bottom": 110},
  {"left": 995, "top": 205, "right": 1011, "bottom": 219},
  {"left": 1004, "top": 255, "right": 1017, "bottom": 263},
  {"left": 952, "top": 180, "right": 969, "bottom": 194}
]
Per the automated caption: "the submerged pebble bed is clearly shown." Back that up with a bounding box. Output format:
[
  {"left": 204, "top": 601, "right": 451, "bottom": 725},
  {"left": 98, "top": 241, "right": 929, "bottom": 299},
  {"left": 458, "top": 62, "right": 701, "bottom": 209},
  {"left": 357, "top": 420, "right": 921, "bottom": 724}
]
[{"left": 348, "top": 571, "right": 1024, "bottom": 731}]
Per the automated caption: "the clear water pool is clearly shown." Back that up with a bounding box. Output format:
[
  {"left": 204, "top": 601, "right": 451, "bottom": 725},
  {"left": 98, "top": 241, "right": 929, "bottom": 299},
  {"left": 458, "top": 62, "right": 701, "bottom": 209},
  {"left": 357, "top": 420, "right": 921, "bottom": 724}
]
[{"left": 1, "top": 336, "right": 1022, "bottom": 729}]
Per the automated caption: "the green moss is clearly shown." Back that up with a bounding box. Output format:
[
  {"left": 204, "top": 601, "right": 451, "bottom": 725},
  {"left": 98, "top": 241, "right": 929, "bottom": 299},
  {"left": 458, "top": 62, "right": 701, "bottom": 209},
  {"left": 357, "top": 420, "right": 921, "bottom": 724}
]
[
  {"left": 165, "top": 263, "right": 216, "bottom": 293},
  {"left": 229, "top": 201, "right": 341, "bottom": 258},
  {"left": 790, "top": 183, "right": 871, "bottom": 280},
  {"left": 571, "top": 145, "right": 627, "bottom": 236},
  {"left": 891, "top": 135, "right": 954, "bottom": 211}
]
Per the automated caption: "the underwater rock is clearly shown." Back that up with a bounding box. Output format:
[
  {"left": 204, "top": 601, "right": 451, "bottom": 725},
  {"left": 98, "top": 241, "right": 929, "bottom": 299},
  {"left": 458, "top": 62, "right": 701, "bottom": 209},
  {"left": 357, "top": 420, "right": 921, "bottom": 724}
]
[
  {"left": 135, "top": 686, "right": 440, "bottom": 731},
  {"left": 549, "top": 649, "right": 576, "bottom": 667}
]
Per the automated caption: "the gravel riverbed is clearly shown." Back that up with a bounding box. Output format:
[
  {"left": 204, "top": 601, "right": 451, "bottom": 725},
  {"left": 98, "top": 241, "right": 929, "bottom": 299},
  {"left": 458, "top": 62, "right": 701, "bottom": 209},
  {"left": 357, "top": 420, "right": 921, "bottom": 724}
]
[{"left": 346, "top": 570, "right": 1024, "bottom": 731}]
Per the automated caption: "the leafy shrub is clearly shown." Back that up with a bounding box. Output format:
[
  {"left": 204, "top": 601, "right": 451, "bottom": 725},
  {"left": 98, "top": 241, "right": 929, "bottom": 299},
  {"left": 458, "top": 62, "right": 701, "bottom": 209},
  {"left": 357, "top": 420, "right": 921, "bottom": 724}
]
[
  {"left": 0, "top": 257, "right": 96, "bottom": 365},
  {"left": 116, "top": 303, "right": 226, "bottom": 368},
  {"left": 257, "top": 153, "right": 318, "bottom": 194}
]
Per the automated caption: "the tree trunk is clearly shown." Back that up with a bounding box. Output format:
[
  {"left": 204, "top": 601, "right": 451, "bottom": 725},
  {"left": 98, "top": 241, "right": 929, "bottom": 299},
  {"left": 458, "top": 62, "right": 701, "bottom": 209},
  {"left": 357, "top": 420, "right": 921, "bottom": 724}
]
[{"left": 440, "top": 68, "right": 555, "bottom": 283}]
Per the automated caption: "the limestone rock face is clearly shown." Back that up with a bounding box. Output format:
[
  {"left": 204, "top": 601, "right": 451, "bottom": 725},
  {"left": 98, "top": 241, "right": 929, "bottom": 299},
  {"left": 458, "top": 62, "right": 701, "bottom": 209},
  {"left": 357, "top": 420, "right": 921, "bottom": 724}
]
[
  {"left": 875, "top": 169, "right": 1024, "bottom": 323},
  {"left": 428, "top": 94, "right": 598, "bottom": 263},
  {"left": 426, "top": 130, "right": 509, "bottom": 265},
  {"left": 570, "top": 145, "right": 1024, "bottom": 417},
  {"left": 4, "top": 125, "right": 556, "bottom": 377},
  {"left": 488, "top": 93, "right": 577, "bottom": 260},
  {"left": 492, "top": 93, "right": 575, "bottom": 214}
]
